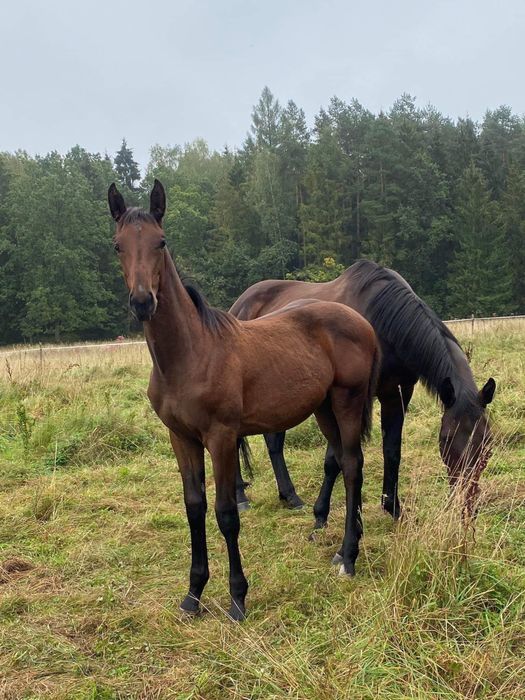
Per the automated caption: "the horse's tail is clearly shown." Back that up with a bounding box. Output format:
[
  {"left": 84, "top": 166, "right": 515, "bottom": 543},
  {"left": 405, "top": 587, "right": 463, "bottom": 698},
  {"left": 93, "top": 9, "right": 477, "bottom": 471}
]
[
  {"left": 237, "top": 437, "right": 254, "bottom": 481},
  {"left": 361, "top": 342, "right": 381, "bottom": 442}
]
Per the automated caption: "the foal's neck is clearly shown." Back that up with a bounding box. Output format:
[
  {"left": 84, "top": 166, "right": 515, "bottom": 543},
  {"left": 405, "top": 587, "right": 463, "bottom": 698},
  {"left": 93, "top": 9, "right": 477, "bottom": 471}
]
[{"left": 143, "top": 253, "right": 204, "bottom": 376}]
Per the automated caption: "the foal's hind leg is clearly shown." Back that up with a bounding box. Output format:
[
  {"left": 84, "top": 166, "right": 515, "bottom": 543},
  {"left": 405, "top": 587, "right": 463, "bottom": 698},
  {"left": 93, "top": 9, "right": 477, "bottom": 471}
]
[
  {"left": 312, "top": 444, "right": 341, "bottom": 530},
  {"left": 170, "top": 432, "right": 209, "bottom": 615},
  {"left": 328, "top": 388, "right": 366, "bottom": 576},
  {"left": 312, "top": 400, "right": 345, "bottom": 544},
  {"left": 264, "top": 432, "right": 304, "bottom": 509},
  {"left": 208, "top": 428, "right": 249, "bottom": 621}
]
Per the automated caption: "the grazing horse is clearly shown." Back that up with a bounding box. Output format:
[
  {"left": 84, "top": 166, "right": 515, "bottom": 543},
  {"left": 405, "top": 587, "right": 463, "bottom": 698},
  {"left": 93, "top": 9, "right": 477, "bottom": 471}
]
[
  {"left": 231, "top": 262, "right": 495, "bottom": 521},
  {"left": 108, "top": 180, "right": 380, "bottom": 620}
]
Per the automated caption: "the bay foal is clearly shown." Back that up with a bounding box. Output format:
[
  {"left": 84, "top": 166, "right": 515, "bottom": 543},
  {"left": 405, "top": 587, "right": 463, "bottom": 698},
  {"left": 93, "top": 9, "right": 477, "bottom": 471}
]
[{"left": 109, "top": 180, "right": 380, "bottom": 620}]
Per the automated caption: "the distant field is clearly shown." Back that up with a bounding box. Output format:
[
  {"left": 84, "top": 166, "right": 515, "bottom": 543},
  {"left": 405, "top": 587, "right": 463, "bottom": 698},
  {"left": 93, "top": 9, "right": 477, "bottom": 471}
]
[{"left": 0, "top": 326, "right": 524, "bottom": 699}]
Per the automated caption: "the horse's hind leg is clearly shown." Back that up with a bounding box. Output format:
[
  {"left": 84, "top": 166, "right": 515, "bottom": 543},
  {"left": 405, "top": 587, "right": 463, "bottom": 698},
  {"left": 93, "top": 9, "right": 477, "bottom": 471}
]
[
  {"left": 235, "top": 460, "right": 251, "bottom": 512},
  {"left": 170, "top": 432, "right": 209, "bottom": 615},
  {"left": 312, "top": 444, "right": 341, "bottom": 530},
  {"left": 264, "top": 432, "right": 304, "bottom": 509}
]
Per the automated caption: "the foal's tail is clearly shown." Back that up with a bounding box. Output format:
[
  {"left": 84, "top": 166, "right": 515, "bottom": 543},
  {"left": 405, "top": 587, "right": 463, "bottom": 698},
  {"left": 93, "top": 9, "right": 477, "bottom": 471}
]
[
  {"left": 237, "top": 437, "right": 254, "bottom": 481},
  {"left": 361, "top": 343, "right": 381, "bottom": 442}
]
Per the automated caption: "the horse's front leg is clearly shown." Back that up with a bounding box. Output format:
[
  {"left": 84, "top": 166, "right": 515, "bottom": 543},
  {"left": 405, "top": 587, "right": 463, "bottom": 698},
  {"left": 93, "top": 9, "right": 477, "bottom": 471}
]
[
  {"left": 379, "top": 384, "right": 414, "bottom": 519},
  {"left": 264, "top": 432, "right": 304, "bottom": 509},
  {"left": 208, "top": 428, "right": 248, "bottom": 621},
  {"left": 169, "top": 431, "right": 209, "bottom": 615}
]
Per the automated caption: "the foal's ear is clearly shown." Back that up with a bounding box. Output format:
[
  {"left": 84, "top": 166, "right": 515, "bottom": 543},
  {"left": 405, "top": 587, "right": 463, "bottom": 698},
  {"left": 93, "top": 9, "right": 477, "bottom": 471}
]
[
  {"left": 108, "top": 183, "right": 127, "bottom": 222},
  {"left": 150, "top": 179, "right": 166, "bottom": 224},
  {"left": 439, "top": 377, "right": 456, "bottom": 409},
  {"left": 479, "top": 377, "right": 496, "bottom": 406}
]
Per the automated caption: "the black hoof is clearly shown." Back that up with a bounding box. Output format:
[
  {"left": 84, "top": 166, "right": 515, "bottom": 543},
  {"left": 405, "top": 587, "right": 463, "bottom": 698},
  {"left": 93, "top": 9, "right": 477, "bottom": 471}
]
[
  {"left": 237, "top": 500, "right": 251, "bottom": 512},
  {"left": 381, "top": 496, "right": 402, "bottom": 520},
  {"left": 180, "top": 593, "right": 201, "bottom": 616},
  {"left": 309, "top": 518, "right": 328, "bottom": 541},
  {"left": 280, "top": 493, "right": 305, "bottom": 510},
  {"left": 227, "top": 601, "right": 246, "bottom": 622}
]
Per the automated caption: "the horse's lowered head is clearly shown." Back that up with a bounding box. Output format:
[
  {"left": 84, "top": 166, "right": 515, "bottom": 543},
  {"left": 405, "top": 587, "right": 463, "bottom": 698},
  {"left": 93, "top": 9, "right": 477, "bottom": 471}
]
[
  {"left": 438, "top": 376, "right": 496, "bottom": 513},
  {"left": 108, "top": 179, "right": 167, "bottom": 322}
]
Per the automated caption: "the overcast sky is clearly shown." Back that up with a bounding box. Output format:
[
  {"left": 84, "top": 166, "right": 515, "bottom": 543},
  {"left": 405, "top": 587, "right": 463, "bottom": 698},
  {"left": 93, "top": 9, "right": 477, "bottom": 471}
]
[{"left": 1, "top": 0, "right": 523, "bottom": 169}]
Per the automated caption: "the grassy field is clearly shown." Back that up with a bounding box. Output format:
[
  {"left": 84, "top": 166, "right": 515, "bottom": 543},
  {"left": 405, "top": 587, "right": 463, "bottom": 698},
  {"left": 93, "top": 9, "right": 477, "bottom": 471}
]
[{"left": 0, "top": 325, "right": 524, "bottom": 699}]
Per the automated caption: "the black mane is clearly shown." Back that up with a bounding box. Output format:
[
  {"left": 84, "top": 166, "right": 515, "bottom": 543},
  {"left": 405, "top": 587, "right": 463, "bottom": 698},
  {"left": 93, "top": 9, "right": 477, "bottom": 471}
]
[
  {"left": 350, "top": 260, "right": 482, "bottom": 418},
  {"left": 182, "top": 280, "right": 238, "bottom": 334}
]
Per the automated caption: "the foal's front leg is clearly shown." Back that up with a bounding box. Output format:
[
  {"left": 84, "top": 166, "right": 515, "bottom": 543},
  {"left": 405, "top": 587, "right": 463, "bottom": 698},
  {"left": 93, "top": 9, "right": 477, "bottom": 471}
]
[
  {"left": 169, "top": 431, "right": 209, "bottom": 615},
  {"left": 208, "top": 429, "right": 249, "bottom": 621}
]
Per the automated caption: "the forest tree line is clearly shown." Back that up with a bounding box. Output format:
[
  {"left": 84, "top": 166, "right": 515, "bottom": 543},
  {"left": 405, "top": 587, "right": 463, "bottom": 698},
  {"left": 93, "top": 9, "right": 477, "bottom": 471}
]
[{"left": 0, "top": 88, "right": 524, "bottom": 344}]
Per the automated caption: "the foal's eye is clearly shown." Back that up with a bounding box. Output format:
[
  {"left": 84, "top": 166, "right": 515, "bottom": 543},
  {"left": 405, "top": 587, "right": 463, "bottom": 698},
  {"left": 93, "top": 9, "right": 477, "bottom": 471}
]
[
  {"left": 114, "top": 243, "right": 121, "bottom": 253},
  {"left": 159, "top": 239, "right": 166, "bottom": 249}
]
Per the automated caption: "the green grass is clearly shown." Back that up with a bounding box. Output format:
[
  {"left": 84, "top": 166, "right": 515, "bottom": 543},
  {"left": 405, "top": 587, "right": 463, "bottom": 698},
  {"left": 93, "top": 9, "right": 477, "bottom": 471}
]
[{"left": 0, "top": 327, "right": 524, "bottom": 699}]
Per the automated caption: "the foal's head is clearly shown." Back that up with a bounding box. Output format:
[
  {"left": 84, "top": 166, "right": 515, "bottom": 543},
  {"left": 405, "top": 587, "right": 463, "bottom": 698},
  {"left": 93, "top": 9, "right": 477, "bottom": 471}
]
[
  {"left": 108, "top": 180, "right": 167, "bottom": 322},
  {"left": 438, "top": 376, "right": 495, "bottom": 511}
]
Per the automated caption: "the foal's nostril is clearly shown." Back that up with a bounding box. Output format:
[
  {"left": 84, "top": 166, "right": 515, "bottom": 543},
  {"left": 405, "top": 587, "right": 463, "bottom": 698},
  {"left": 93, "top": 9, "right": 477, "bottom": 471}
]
[
  {"left": 130, "top": 291, "right": 156, "bottom": 321},
  {"left": 130, "top": 290, "right": 153, "bottom": 305}
]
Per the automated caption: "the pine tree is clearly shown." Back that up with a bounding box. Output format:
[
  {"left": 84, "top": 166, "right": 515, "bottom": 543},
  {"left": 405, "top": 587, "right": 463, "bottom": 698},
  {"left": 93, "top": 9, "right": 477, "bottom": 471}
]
[
  {"left": 449, "top": 164, "right": 512, "bottom": 316},
  {"left": 479, "top": 106, "right": 522, "bottom": 197},
  {"left": 499, "top": 165, "right": 525, "bottom": 311},
  {"left": 114, "top": 138, "right": 141, "bottom": 191}
]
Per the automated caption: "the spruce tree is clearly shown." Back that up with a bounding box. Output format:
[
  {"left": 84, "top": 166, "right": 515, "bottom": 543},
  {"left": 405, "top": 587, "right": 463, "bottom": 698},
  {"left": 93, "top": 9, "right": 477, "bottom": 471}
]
[
  {"left": 114, "top": 138, "right": 141, "bottom": 191},
  {"left": 449, "top": 164, "right": 512, "bottom": 316}
]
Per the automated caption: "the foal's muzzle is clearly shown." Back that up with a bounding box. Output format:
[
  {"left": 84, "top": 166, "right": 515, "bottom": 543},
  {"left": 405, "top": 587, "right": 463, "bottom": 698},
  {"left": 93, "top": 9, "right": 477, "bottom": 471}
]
[{"left": 130, "top": 291, "right": 157, "bottom": 322}]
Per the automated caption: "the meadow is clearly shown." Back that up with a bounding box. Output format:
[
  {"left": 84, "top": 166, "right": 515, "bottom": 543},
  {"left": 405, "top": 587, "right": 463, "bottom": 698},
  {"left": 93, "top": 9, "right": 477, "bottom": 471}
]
[{"left": 0, "top": 323, "right": 524, "bottom": 699}]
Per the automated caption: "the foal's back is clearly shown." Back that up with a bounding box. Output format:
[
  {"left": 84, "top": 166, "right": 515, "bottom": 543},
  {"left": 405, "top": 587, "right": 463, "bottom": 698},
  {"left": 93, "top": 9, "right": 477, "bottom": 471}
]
[{"left": 235, "top": 300, "right": 377, "bottom": 436}]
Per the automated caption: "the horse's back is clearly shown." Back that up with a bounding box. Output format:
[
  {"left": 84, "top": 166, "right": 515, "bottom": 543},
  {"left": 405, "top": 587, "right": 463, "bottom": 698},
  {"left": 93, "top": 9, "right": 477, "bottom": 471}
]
[
  {"left": 277, "top": 298, "right": 374, "bottom": 342},
  {"left": 230, "top": 260, "right": 413, "bottom": 323},
  {"left": 230, "top": 278, "right": 332, "bottom": 320},
  {"left": 240, "top": 299, "right": 377, "bottom": 378}
]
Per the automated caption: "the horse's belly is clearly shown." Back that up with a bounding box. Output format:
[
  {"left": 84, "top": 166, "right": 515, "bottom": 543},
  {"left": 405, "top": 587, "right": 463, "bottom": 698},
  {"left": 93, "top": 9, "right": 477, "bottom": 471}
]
[{"left": 240, "top": 371, "right": 329, "bottom": 434}]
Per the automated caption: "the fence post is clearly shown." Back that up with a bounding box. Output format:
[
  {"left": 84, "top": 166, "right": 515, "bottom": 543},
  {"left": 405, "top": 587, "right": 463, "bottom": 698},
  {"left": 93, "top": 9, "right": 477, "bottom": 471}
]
[{"left": 471, "top": 313, "right": 475, "bottom": 335}]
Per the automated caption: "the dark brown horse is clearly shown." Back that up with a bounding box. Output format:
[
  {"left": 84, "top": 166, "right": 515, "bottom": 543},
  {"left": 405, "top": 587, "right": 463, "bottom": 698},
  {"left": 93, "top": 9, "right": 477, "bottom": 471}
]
[
  {"left": 231, "top": 263, "right": 495, "bottom": 523},
  {"left": 108, "top": 180, "right": 380, "bottom": 620}
]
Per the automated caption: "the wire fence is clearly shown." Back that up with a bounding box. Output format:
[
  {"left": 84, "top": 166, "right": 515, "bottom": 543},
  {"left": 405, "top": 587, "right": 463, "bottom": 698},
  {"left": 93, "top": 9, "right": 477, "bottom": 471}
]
[
  {"left": 0, "top": 315, "right": 524, "bottom": 361},
  {"left": 445, "top": 314, "right": 525, "bottom": 332}
]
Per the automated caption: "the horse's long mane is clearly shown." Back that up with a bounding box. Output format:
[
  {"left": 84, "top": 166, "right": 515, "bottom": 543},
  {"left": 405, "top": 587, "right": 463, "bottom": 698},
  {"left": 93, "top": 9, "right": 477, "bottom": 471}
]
[{"left": 350, "top": 260, "right": 482, "bottom": 419}]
